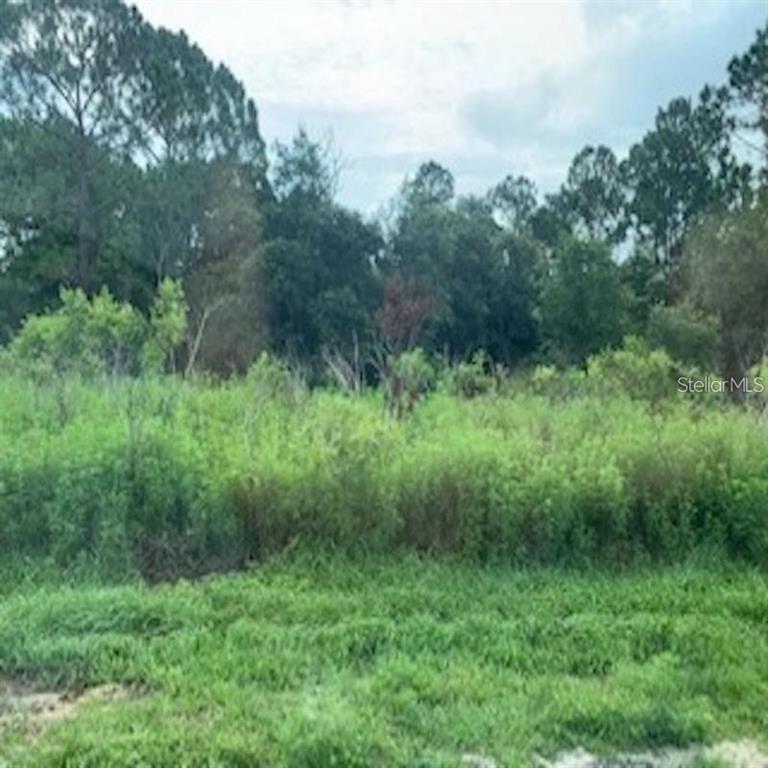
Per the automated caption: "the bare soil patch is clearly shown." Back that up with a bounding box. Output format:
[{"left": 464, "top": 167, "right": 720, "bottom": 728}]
[
  {"left": 537, "top": 740, "right": 768, "bottom": 768},
  {"left": 0, "top": 678, "right": 133, "bottom": 733}
]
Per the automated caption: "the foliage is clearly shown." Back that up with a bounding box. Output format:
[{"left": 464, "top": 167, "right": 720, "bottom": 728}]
[
  {"left": 2, "top": 371, "right": 768, "bottom": 578},
  {"left": 403, "top": 159, "right": 455, "bottom": 206},
  {"left": 1, "top": 8, "right": 767, "bottom": 373},
  {"left": 142, "top": 279, "right": 188, "bottom": 372},
  {"left": 747, "top": 356, "right": 768, "bottom": 411},
  {"left": 683, "top": 199, "right": 768, "bottom": 383},
  {"left": 529, "top": 338, "right": 693, "bottom": 404},
  {"left": 727, "top": 20, "right": 768, "bottom": 144},
  {"left": 646, "top": 304, "right": 719, "bottom": 371},
  {"left": 383, "top": 167, "right": 542, "bottom": 364},
  {"left": 586, "top": 336, "right": 679, "bottom": 403},
  {"left": 272, "top": 128, "right": 338, "bottom": 203},
  {"left": 620, "top": 246, "right": 668, "bottom": 332},
  {"left": 488, "top": 173, "right": 537, "bottom": 234},
  {"left": 444, "top": 349, "right": 497, "bottom": 398},
  {"left": 246, "top": 351, "right": 307, "bottom": 404},
  {"left": 559, "top": 145, "right": 626, "bottom": 244},
  {"left": 2, "top": 14, "right": 768, "bottom": 764},
  {"left": 8, "top": 288, "right": 145, "bottom": 377},
  {"left": 265, "top": 130, "right": 382, "bottom": 362},
  {"left": 375, "top": 276, "right": 437, "bottom": 351},
  {"left": 622, "top": 89, "right": 751, "bottom": 264},
  {"left": 380, "top": 347, "right": 436, "bottom": 417},
  {"left": 541, "top": 239, "right": 626, "bottom": 365},
  {"left": 7, "top": 282, "right": 187, "bottom": 378},
  {"left": 0, "top": 0, "right": 268, "bottom": 344},
  {"left": 529, "top": 363, "right": 588, "bottom": 400}
]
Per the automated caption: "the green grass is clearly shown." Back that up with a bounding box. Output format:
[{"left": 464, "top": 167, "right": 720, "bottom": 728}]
[
  {"left": 2, "top": 370, "right": 768, "bottom": 763},
  {"left": 2, "top": 556, "right": 767, "bottom": 766},
  {"left": 2, "top": 371, "right": 768, "bottom": 578}
]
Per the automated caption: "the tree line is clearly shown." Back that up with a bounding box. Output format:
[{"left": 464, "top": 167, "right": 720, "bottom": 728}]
[{"left": 1, "top": 0, "right": 767, "bottom": 382}]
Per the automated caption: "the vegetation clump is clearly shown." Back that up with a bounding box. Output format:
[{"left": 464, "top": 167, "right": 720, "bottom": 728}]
[{"left": 1, "top": 347, "right": 766, "bottom": 580}]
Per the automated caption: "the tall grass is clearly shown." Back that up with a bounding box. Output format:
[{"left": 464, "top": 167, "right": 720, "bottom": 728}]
[{"left": 1, "top": 371, "right": 767, "bottom": 580}]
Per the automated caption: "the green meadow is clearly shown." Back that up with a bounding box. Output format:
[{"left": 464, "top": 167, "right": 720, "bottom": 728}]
[
  {"left": 1, "top": 371, "right": 768, "bottom": 766},
  {"left": 2, "top": 558, "right": 768, "bottom": 767}
]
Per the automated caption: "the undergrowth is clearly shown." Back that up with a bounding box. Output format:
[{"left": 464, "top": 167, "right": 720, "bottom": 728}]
[{"left": 1, "top": 370, "right": 766, "bottom": 580}]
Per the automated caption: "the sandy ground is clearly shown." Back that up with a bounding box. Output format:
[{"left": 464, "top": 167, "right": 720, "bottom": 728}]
[
  {"left": 0, "top": 677, "right": 131, "bottom": 733},
  {"left": 536, "top": 741, "right": 768, "bottom": 768}
]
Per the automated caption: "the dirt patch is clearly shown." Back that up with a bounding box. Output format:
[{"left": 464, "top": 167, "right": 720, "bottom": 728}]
[
  {"left": 0, "top": 678, "right": 133, "bottom": 733},
  {"left": 536, "top": 740, "right": 768, "bottom": 768},
  {"left": 709, "top": 742, "right": 768, "bottom": 768}
]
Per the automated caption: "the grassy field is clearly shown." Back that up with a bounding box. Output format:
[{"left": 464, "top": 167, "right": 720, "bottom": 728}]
[
  {"left": 1, "top": 556, "right": 768, "bottom": 766},
  {"left": 2, "top": 369, "right": 768, "bottom": 579},
  {"left": 2, "top": 369, "right": 768, "bottom": 765}
]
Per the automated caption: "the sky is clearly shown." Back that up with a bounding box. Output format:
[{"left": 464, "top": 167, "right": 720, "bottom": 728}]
[{"left": 134, "top": 0, "right": 767, "bottom": 213}]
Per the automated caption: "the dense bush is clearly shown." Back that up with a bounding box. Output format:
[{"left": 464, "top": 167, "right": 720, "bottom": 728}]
[
  {"left": 5, "top": 281, "right": 187, "bottom": 379},
  {"left": 529, "top": 338, "right": 714, "bottom": 405},
  {"left": 585, "top": 336, "right": 678, "bottom": 403},
  {"left": 1, "top": 368, "right": 767, "bottom": 580},
  {"left": 646, "top": 304, "right": 719, "bottom": 371},
  {"left": 443, "top": 349, "right": 497, "bottom": 398},
  {"left": 379, "top": 347, "right": 436, "bottom": 417}
]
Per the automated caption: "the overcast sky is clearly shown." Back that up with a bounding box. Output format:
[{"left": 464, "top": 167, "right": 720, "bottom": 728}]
[{"left": 134, "top": 0, "right": 766, "bottom": 213}]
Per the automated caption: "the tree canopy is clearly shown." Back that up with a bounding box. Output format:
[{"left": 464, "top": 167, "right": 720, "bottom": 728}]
[{"left": 0, "top": 2, "right": 766, "bottom": 380}]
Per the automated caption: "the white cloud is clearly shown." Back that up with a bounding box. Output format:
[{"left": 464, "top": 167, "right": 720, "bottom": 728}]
[
  {"left": 134, "top": 0, "right": 593, "bottom": 154},
  {"left": 132, "top": 0, "right": 761, "bottom": 208}
]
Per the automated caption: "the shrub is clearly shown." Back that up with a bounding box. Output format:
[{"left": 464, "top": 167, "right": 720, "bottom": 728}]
[
  {"left": 531, "top": 337, "right": 713, "bottom": 406},
  {"left": 529, "top": 363, "right": 587, "bottom": 399},
  {"left": 246, "top": 351, "right": 307, "bottom": 404},
  {"left": 9, "top": 288, "right": 146, "bottom": 378},
  {"left": 381, "top": 347, "right": 435, "bottom": 417},
  {"left": 142, "top": 279, "right": 189, "bottom": 373},
  {"left": 2, "top": 372, "right": 768, "bottom": 578},
  {"left": 444, "top": 349, "right": 497, "bottom": 398},
  {"left": 747, "top": 356, "right": 768, "bottom": 411},
  {"left": 7, "top": 281, "right": 187, "bottom": 379},
  {"left": 646, "top": 304, "right": 719, "bottom": 371},
  {"left": 586, "top": 336, "right": 677, "bottom": 403}
]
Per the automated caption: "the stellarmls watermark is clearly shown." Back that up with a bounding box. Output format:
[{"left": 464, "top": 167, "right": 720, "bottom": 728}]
[{"left": 677, "top": 376, "right": 765, "bottom": 394}]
